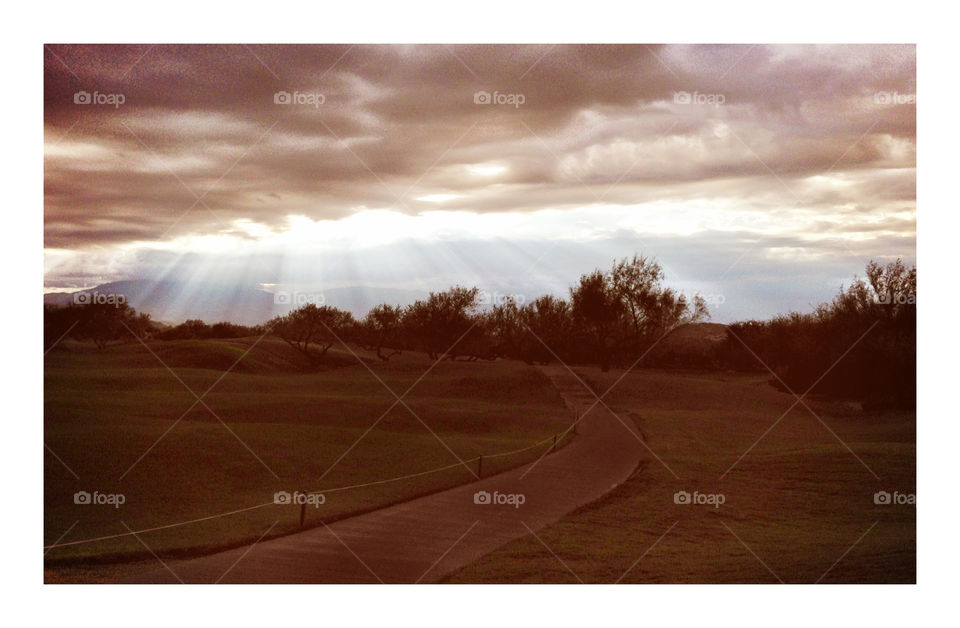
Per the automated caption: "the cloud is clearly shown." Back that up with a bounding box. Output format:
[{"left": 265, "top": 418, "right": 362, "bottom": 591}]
[{"left": 43, "top": 44, "right": 915, "bottom": 318}]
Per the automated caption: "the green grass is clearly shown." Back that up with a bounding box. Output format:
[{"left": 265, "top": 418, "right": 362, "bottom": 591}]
[
  {"left": 44, "top": 337, "right": 574, "bottom": 564},
  {"left": 444, "top": 366, "right": 916, "bottom": 583}
]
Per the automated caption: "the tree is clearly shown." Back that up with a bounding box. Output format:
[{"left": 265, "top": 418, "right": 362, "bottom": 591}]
[
  {"left": 402, "top": 286, "right": 480, "bottom": 359},
  {"left": 45, "top": 301, "right": 153, "bottom": 351},
  {"left": 570, "top": 270, "right": 621, "bottom": 371},
  {"left": 268, "top": 304, "right": 355, "bottom": 361},
  {"left": 129, "top": 311, "right": 154, "bottom": 340},
  {"left": 357, "top": 304, "right": 404, "bottom": 361},
  {"left": 180, "top": 319, "right": 210, "bottom": 339},
  {"left": 610, "top": 253, "right": 664, "bottom": 347},
  {"left": 610, "top": 254, "right": 708, "bottom": 352},
  {"left": 569, "top": 256, "right": 710, "bottom": 370},
  {"left": 724, "top": 259, "right": 916, "bottom": 410},
  {"left": 74, "top": 301, "right": 137, "bottom": 349},
  {"left": 866, "top": 258, "right": 917, "bottom": 310},
  {"left": 483, "top": 297, "right": 525, "bottom": 359},
  {"left": 518, "top": 295, "right": 571, "bottom": 364},
  {"left": 157, "top": 319, "right": 256, "bottom": 340}
]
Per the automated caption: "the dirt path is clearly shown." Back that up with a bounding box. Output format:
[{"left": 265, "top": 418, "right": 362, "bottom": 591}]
[{"left": 123, "top": 365, "right": 646, "bottom": 583}]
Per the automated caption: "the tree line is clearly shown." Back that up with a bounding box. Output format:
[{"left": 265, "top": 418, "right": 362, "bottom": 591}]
[
  {"left": 723, "top": 259, "right": 916, "bottom": 409},
  {"left": 266, "top": 254, "right": 708, "bottom": 370},
  {"left": 45, "top": 254, "right": 708, "bottom": 372},
  {"left": 43, "top": 303, "right": 259, "bottom": 349},
  {"left": 44, "top": 254, "right": 916, "bottom": 410}
]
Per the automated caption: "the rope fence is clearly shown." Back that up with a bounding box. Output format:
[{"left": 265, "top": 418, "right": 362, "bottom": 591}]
[{"left": 44, "top": 409, "right": 582, "bottom": 551}]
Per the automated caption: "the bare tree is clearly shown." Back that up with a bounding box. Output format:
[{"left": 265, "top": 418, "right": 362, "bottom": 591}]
[{"left": 269, "top": 304, "right": 354, "bottom": 361}]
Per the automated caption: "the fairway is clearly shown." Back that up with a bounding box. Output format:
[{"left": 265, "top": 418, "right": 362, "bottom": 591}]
[
  {"left": 445, "top": 366, "right": 916, "bottom": 583},
  {"left": 44, "top": 337, "right": 574, "bottom": 572}
]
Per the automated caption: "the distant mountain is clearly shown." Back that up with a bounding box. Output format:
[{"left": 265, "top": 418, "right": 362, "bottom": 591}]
[{"left": 43, "top": 280, "right": 429, "bottom": 325}]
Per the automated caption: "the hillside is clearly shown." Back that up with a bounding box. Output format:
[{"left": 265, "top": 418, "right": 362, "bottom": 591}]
[{"left": 645, "top": 322, "right": 729, "bottom": 368}]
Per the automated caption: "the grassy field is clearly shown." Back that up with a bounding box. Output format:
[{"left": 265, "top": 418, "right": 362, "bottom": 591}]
[
  {"left": 44, "top": 337, "right": 574, "bottom": 571},
  {"left": 445, "top": 366, "right": 916, "bottom": 583}
]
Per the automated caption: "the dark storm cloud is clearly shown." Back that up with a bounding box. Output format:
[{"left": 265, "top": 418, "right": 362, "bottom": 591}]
[{"left": 44, "top": 44, "right": 915, "bottom": 249}]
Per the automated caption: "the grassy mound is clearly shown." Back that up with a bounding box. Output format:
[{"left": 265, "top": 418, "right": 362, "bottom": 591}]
[{"left": 646, "top": 322, "right": 729, "bottom": 369}]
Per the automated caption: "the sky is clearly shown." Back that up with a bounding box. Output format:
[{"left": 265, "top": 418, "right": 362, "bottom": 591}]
[{"left": 43, "top": 44, "right": 916, "bottom": 322}]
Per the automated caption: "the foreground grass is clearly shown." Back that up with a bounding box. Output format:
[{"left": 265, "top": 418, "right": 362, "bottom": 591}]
[
  {"left": 44, "top": 337, "right": 573, "bottom": 568},
  {"left": 445, "top": 366, "right": 915, "bottom": 583}
]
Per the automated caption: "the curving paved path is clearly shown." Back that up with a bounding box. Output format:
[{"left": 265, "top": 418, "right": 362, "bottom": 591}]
[{"left": 124, "top": 366, "right": 645, "bottom": 583}]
